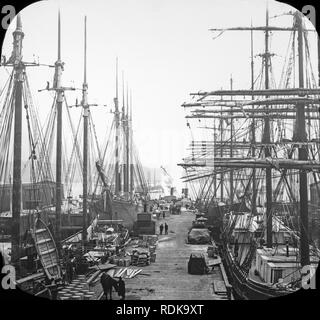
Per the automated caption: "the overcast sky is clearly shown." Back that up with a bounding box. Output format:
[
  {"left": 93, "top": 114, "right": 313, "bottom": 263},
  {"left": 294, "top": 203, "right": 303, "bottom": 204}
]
[{"left": 1, "top": 0, "right": 318, "bottom": 195}]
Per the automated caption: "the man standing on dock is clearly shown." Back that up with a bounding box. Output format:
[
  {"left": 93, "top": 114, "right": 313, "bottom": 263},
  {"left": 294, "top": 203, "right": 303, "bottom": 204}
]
[
  {"left": 159, "top": 223, "right": 164, "bottom": 235},
  {"left": 164, "top": 222, "right": 168, "bottom": 235}
]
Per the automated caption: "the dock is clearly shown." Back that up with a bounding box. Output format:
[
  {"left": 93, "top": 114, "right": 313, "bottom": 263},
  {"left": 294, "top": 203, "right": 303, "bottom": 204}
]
[{"left": 91, "top": 209, "right": 231, "bottom": 300}]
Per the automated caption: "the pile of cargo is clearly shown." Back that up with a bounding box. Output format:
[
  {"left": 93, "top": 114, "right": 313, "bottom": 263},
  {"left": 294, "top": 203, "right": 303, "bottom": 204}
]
[
  {"left": 149, "top": 246, "right": 156, "bottom": 263},
  {"left": 207, "top": 245, "right": 218, "bottom": 258},
  {"left": 187, "top": 228, "right": 211, "bottom": 244},
  {"left": 131, "top": 249, "right": 151, "bottom": 266},
  {"left": 112, "top": 256, "right": 131, "bottom": 267},
  {"left": 133, "top": 213, "right": 156, "bottom": 235},
  {"left": 143, "top": 234, "right": 158, "bottom": 246}
]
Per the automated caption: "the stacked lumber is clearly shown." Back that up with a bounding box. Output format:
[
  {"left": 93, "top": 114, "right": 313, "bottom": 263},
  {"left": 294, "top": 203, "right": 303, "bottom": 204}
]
[
  {"left": 107, "top": 267, "right": 142, "bottom": 279},
  {"left": 143, "top": 235, "right": 158, "bottom": 246}
]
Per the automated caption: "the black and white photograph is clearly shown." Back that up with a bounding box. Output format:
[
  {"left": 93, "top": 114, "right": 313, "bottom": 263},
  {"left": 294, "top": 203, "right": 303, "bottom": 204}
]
[{"left": 0, "top": 0, "right": 319, "bottom": 306}]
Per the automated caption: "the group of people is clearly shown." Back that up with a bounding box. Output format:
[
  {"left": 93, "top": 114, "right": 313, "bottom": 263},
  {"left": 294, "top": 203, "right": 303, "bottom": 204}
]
[
  {"left": 159, "top": 222, "right": 168, "bottom": 235},
  {"left": 100, "top": 273, "right": 126, "bottom": 300}
]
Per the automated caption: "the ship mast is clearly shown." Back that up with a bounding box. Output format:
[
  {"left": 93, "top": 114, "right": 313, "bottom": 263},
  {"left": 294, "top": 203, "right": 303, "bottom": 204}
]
[
  {"left": 121, "top": 72, "right": 128, "bottom": 196},
  {"left": 230, "top": 75, "right": 234, "bottom": 205},
  {"left": 114, "top": 58, "right": 120, "bottom": 195},
  {"left": 129, "top": 91, "right": 134, "bottom": 200},
  {"left": 220, "top": 105, "right": 224, "bottom": 202},
  {"left": 82, "top": 16, "right": 88, "bottom": 246},
  {"left": 250, "top": 23, "right": 257, "bottom": 215},
  {"left": 11, "top": 15, "right": 25, "bottom": 263},
  {"left": 54, "top": 12, "right": 64, "bottom": 245},
  {"left": 50, "top": 11, "right": 75, "bottom": 245},
  {"left": 125, "top": 84, "right": 130, "bottom": 197},
  {"left": 263, "top": 7, "right": 273, "bottom": 248},
  {"left": 295, "top": 11, "right": 310, "bottom": 267}
]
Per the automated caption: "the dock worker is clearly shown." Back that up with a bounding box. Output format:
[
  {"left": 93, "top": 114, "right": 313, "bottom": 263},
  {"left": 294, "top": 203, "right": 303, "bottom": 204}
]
[
  {"left": 159, "top": 223, "right": 164, "bottom": 235},
  {"left": 117, "top": 276, "right": 126, "bottom": 300},
  {"left": 164, "top": 222, "right": 168, "bottom": 235}
]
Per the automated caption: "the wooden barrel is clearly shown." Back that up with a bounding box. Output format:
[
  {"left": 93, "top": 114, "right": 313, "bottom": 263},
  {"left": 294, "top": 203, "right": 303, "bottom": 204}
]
[{"left": 61, "top": 293, "right": 72, "bottom": 300}]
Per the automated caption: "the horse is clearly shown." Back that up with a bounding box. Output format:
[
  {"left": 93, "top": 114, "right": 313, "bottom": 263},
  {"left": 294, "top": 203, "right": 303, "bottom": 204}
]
[{"left": 100, "top": 273, "right": 118, "bottom": 300}]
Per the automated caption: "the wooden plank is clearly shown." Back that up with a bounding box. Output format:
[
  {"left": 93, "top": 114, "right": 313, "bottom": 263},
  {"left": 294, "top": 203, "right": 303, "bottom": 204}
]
[
  {"left": 16, "top": 272, "right": 44, "bottom": 285},
  {"left": 36, "top": 238, "right": 52, "bottom": 245},
  {"left": 87, "top": 270, "right": 101, "bottom": 284},
  {"left": 213, "top": 280, "right": 227, "bottom": 294},
  {"left": 219, "top": 262, "right": 231, "bottom": 287}
]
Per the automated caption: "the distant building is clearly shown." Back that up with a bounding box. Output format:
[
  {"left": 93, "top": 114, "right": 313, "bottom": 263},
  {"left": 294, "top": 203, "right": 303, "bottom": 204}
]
[{"left": 0, "top": 180, "right": 64, "bottom": 212}]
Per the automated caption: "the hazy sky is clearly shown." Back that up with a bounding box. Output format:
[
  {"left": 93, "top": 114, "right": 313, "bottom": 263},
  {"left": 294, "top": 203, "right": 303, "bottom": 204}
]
[{"left": 1, "top": 0, "right": 318, "bottom": 194}]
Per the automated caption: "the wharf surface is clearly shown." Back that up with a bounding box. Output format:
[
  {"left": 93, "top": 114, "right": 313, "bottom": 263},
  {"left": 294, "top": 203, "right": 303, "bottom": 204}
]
[{"left": 92, "top": 209, "right": 230, "bottom": 300}]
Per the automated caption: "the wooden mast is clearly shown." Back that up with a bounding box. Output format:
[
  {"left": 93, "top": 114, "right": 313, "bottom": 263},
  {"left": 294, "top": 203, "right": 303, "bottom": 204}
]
[
  {"left": 230, "top": 75, "right": 234, "bottom": 205},
  {"left": 114, "top": 58, "right": 120, "bottom": 195},
  {"left": 125, "top": 83, "right": 130, "bottom": 196},
  {"left": 220, "top": 106, "right": 223, "bottom": 202},
  {"left": 82, "top": 15, "right": 88, "bottom": 245},
  {"left": 251, "top": 22, "right": 257, "bottom": 215},
  {"left": 129, "top": 90, "right": 134, "bottom": 200},
  {"left": 121, "top": 72, "right": 127, "bottom": 195},
  {"left": 263, "top": 7, "right": 273, "bottom": 248},
  {"left": 295, "top": 11, "right": 310, "bottom": 267},
  {"left": 54, "top": 11, "right": 64, "bottom": 246},
  {"left": 213, "top": 120, "right": 217, "bottom": 198},
  {"left": 11, "top": 14, "right": 25, "bottom": 263}
]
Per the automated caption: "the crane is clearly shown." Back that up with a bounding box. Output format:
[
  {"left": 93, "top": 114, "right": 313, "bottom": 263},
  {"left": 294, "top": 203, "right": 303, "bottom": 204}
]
[
  {"left": 160, "top": 166, "right": 174, "bottom": 195},
  {"left": 95, "top": 161, "right": 113, "bottom": 216}
]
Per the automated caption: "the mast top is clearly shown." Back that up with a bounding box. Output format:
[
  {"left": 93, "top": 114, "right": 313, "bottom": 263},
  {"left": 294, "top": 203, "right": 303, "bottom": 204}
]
[
  {"left": 58, "top": 10, "right": 61, "bottom": 61},
  {"left": 84, "top": 15, "right": 87, "bottom": 85},
  {"left": 130, "top": 89, "right": 132, "bottom": 122},
  {"left": 122, "top": 70, "right": 125, "bottom": 116},
  {"left": 15, "top": 14, "right": 23, "bottom": 34},
  {"left": 8, "top": 13, "right": 24, "bottom": 66},
  {"left": 115, "top": 57, "right": 119, "bottom": 101}
]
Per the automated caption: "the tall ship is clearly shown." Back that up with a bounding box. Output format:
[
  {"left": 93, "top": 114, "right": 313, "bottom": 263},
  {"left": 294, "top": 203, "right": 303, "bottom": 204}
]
[
  {"left": 92, "top": 59, "right": 148, "bottom": 230},
  {"left": 179, "top": 7, "right": 320, "bottom": 299},
  {"left": 0, "top": 11, "right": 149, "bottom": 296}
]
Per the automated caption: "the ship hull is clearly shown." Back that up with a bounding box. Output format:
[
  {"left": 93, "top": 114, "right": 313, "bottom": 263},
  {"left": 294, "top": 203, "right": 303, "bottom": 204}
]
[
  {"left": 219, "top": 240, "right": 293, "bottom": 300},
  {"left": 92, "top": 197, "right": 141, "bottom": 230}
]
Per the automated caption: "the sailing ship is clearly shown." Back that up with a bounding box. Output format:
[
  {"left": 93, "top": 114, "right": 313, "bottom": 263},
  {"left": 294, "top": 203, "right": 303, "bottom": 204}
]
[
  {"left": 92, "top": 59, "right": 149, "bottom": 230},
  {"left": 0, "top": 11, "right": 149, "bottom": 297},
  {"left": 179, "top": 8, "right": 320, "bottom": 299}
]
